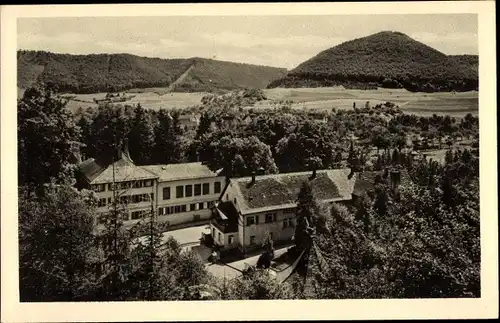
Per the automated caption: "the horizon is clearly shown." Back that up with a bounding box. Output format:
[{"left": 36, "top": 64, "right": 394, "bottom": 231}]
[{"left": 18, "top": 15, "right": 478, "bottom": 69}]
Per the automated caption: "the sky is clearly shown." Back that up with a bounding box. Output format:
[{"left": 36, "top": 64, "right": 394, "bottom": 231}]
[{"left": 17, "top": 14, "right": 478, "bottom": 70}]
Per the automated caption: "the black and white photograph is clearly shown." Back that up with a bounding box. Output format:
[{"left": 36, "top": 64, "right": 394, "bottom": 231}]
[{"left": 1, "top": 2, "right": 498, "bottom": 322}]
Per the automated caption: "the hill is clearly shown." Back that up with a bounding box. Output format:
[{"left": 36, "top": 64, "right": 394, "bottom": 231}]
[
  {"left": 267, "top": 31, "right": 478, "bottom": 92},
  {"left": 17, "top": 50, "right": 287, "bottom": 94},
  {"left": 172, "top": 58, "right": 288, "bottom": 93},
  {"left": 449, "top": 54, "right": 479, "bottom": 73}
]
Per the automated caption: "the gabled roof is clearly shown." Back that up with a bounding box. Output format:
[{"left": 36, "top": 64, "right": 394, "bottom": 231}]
[
  {"left": 230, "top": 169, "right": 356, "bottom": 215},
  {"left": 142, "top": 162, "right": 219, "bottom": 182}
]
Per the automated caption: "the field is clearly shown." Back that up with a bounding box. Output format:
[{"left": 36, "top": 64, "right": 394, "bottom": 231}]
[
  {"left": 259, "top": 87, "right": 478, "bottom": 117},
  {"left": 54, "top": 86, "right": 478, "bottom": 117}
]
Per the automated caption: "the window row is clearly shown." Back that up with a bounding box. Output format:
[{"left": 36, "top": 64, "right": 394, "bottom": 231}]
[
  {"left": 246, "top": 213, "right": 277, "bottom": 226},
  {"left": 245, "top": 214, "right": 295, "bottom": 228},
  {"left": 158, "top": 201, "right": 216, "bottom": 216},
  {"left": 162, "top": 181, "right": 221, "bottom": 200},
  {"left": 92, "top": 180, "right": 154, "bottom": 192},
  {"left": 131, "top": 210, "right": 149, "bottom": 220},
  {"left": 98, "top": 193, "right": 153, "bottom": 208}
]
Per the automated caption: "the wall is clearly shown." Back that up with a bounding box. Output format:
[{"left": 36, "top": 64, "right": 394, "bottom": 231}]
[
  {"left": 241, "top": 208, "right": 296, "bottom": 248},
  {"left": 210, "top": 222, "right": 240, "bottom": 250},
  {"left": 155, "top": 176, "right": 225, "bottom": 225},
  {"left": 93, "top": 181, "right": 157, "bottom": 221}
]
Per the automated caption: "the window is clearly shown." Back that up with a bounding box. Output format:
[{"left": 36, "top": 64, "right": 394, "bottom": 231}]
[
  {"left": 284, "top": 218, "right": 295, "bottom": 228},
  {"left": 265, "top": 213, "right": 277, "bottom": 223},
  {"left": 202, "top": 183, "right": 210, "bottom": 195},
  {"left": 158, "top": 207, "right": 164, "bottom": 216},
  {"left": 163, "top": 187, "right": 170, "bottom": 200},
  {"left": 194, "top": 184, "right": 201, "bottom": 196},
  {"left": 214, "top": 181, "right": 221, "bottom": 194},
  {"left": 181, "top": 205, "right": 187, "bottom": 213},
  {"left": 93, "top": 184, "right": 105, "bottom": 192},
  {"left": 107, "top": 197, "right": 112, "bottom": 205},
  {"left": 97, "top": 198, "right": 107, "bottom": 207},
  {"left": 209, "top": 201, "right": 215, "bottom": 208},
  {"left": 176, "top": 186, "right": 184, "bottom": 198},
  {"left": 250, "top": 236, "right": 256, "bottom": 245},
  {"left": 246, "top": 216, "right": 256, "bottom": 226},
  {"left": 144, "top": 180, "right": 153, "bottom": 187},
  {"left": 199, "top": 202, "right": 204, "bottom": 210},
  {"left": 218, "top": 232, "right": 222, "bottom": 242},
  {"left": 133, "top": 181, "right": 144, "bottom": 188},
  {"left": 185, "top": 185, "right": 193, "bottom": 197},
  {"left": 174, "top": 205, "right": 181, "bottom": 213},
  {"left": 119, "top": 182, "right": 129, "bottom": 190},
  {"left": 108, "top": 183, "right": 115, "bottom": 191},
  {"left": 131, "top": 210, "right": 145, "bottom": 220},
  {"left": 190, "top": 203, "right": 196, "bottom": 211},
  {"left": 228, "top": 235, "right": 234, "bottom": 244}
]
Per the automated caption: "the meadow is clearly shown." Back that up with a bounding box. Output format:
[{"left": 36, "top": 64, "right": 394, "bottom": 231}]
[{"left": 60, "top": 86, "right": 478, "bottom": 117}]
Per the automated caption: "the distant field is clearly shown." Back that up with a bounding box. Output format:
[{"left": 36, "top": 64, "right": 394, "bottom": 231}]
[
  {"left": 64, "top": 90, "right": 209, "bottom": 112},
  {"left": 261, "top": 87, "right": 479, "bottom": 117},
  {"left": 55, "top": 86, "right": 478, "bottom": 117}
]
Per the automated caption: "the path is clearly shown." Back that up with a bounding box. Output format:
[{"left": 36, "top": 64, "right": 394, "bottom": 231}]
[{"left": 165, "top": 64, "right": 195, "bottom": 93}]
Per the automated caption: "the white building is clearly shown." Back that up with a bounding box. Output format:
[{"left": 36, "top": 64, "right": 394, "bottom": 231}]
[
  {"left": 77, "top": 148, "right": 225, "bottom": 227},
  {"left": 210, "top": 168, "right": 357, "bottom": 253}
]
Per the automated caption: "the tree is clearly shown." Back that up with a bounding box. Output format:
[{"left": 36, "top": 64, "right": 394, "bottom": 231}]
[
  {"left": 88, "top": 104, "right": 132, "bottom": 163},
  {"left": 94, "top": 200, "right": 134, "bottom": 301},
  {"left": 18, "top": 184, "right": 98, "bottom": 301},
  {"left": 275, "top": 120, "right": 337, "bottom": 173},
  {"left": 18, "top": 86, "right": 81, "bottom": 188},
  {"left": 128, "top": 104, "right": 155, "bottom": 165},
  {"left": 223, "top": 270, "right": 294, "bottom": 300},
  {"left": 153, "top": 109, "right": 186, "bottom": 164},
  {"left": 294, "top": 181, "right": 319, "bottom": 252},
  {"left": 257, "top": 232, "right": 275, "bottom": 269},
  {"left": 199, "top": 134, "right": 278, "bottom": 177}
]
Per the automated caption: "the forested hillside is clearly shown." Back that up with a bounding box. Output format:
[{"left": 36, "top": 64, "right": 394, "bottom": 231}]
[
  {"left": 268, "top": 31, "right": 478, "bottom": 92},
  {"left": 17, "top": 50, "right": 286, "bottom": 94}
]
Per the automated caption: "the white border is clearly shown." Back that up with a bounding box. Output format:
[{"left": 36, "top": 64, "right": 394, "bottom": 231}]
[{"left": 1, "top": 2, "right": 498, "bottom": 322}]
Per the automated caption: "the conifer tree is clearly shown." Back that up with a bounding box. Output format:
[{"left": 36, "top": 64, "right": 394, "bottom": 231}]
[
  {"left": 294, "top": 181, "right": 319, "bottom": 252},
  {"left": 128, "top": 103, "right": 155, "bottom": 165}
]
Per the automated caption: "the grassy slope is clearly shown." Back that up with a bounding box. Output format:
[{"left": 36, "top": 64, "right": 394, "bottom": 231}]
[
  {"left": 269, "top": 31, "right": 478, "bottom": 92},
  {"left": 17, "top": 50, "right": 286, "bottom": 94},
  {"left": 173, "top": 58, "right": 287, "bottom": 92}
]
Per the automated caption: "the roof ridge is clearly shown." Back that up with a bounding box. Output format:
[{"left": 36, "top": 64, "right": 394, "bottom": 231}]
[{"left": 233, "top": 168, "right": 350, "bottom": 182}]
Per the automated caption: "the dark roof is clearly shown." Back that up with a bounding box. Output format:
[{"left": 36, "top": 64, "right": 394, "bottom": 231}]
[
  {"left": 78, "top": 158, "right": 107, "bottom": 183},
  {"left": 231, "top": 169, "right": 356, "bottom": 214},
  {"left": 213, "top": 201, "right": 239, "bottom": 233}
]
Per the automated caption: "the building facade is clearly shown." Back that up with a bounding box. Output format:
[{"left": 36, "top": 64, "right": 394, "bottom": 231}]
[{"left": 210, "top": 168, "right": 357, "bottom": 253}]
